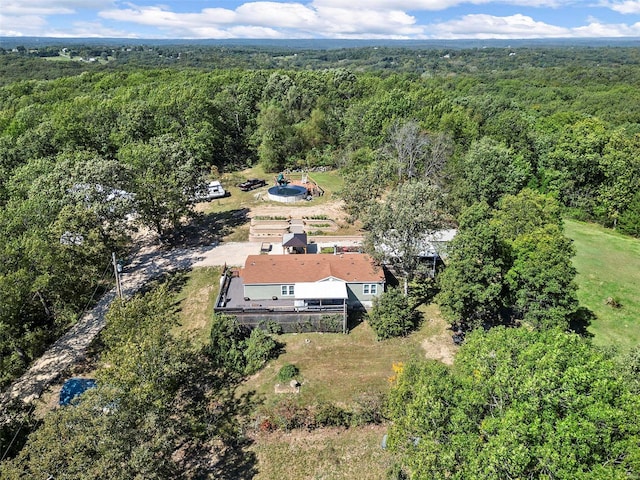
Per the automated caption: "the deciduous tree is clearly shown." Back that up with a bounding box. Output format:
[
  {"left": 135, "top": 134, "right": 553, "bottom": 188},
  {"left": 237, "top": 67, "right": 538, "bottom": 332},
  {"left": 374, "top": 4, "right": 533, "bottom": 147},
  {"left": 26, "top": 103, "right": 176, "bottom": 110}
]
[
  {"left": 387, "top": 328, "right": 640, "bottom": 479},
  {"left": 365, "top": 180, "right": 447, "bottom": 295}
]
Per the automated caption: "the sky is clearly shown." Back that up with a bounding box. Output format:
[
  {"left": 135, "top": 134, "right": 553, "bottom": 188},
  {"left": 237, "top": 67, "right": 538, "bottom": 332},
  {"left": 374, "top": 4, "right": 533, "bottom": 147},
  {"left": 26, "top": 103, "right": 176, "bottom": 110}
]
[{"left": 2, "top": 1, "right": 640, "bottom": 40}]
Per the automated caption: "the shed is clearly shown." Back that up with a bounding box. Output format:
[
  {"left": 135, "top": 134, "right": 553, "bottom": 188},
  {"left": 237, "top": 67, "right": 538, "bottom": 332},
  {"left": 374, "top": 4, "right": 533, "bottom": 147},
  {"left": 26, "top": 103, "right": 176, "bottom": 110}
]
[{"left": 282, "top": 232, "right": 308, "bottom": 253}]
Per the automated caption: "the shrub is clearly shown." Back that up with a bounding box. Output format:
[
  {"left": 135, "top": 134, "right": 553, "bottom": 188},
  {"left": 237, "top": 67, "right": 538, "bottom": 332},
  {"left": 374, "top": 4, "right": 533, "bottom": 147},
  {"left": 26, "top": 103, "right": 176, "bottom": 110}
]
[
  {"left": 350, "top": 391, "right": 386, "bottom": 426},
  {"left": 260, "top": 320, "right": 283, "bottom": 335},
  {"left": 618, "top": 192, "right": 640, "bottom": 237},
  {"left": 210, "top": 314, "right": 280, "bottom": 376},
  {"left": 314, "top": 402, "right": 350, "bottom": 427},
  {"left": 209, "top": 313, "right": 247, "bottom": 374},
  {"left": 268, "top": 397, "right": 311, "bottom": 431},
  {"left": 368, "top": 287, "right": 421, "bottom": 340},
  {"left": 277, "top": 363, "right": 299, "bottom": 382},
  {"left": 243, "top": 329, "right": 280, "bottom": 376}
]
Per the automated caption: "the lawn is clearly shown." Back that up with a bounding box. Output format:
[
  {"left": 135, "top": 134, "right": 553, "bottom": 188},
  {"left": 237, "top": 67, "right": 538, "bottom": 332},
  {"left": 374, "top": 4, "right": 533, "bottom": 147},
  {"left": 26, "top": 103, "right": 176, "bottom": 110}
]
[
  {"left": 173, "top": 266, "right": 222, "bottom": 348},
  {"left": 238, "top": 303, "right": 450, "bottom": 407},
  {"left": 248, "top": 425, "right": 394, "bottom": 480},
  {"left": 172, "top": 265, "right": 454, "bottom": 480},
  {"left": 564, "top": 219, "right": 640, "bottom": 351},
  {"left": 208, "top": 167, "right": 347, "bottom": 212}
]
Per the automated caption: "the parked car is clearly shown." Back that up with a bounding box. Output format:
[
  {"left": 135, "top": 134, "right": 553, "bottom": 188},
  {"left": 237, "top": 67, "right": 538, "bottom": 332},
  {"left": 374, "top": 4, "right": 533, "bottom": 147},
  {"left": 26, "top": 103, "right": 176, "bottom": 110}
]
[
  {"left": 193, "top": 180, "right": 226, "bottom": 201},
  {"left": 238, "top": 178, "right": 267, "bottom": 191}
]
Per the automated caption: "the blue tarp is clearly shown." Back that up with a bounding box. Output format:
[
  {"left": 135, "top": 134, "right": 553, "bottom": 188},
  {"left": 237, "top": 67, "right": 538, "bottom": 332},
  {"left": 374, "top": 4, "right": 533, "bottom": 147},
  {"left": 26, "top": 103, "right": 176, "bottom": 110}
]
[{"left": 59, "top": 378, "right": 97, "bottom": 406}]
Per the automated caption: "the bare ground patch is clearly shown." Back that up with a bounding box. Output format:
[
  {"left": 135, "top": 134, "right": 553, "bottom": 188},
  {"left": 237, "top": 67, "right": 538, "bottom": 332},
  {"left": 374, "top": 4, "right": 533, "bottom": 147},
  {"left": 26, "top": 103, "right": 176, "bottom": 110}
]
[{"left": 420, "top": 311, "right": 458, "bottom": 365}]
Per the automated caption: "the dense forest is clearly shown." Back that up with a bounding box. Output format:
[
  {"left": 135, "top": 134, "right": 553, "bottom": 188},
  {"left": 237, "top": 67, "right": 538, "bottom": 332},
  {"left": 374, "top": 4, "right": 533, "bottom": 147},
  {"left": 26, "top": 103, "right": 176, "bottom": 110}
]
[{"left": 1, "top": 44, "right": 639, "bottom": 478}]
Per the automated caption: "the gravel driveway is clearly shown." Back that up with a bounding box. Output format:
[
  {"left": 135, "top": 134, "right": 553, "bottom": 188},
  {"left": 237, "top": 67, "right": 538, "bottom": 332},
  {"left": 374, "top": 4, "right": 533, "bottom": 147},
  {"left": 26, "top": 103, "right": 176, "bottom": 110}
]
[{"left": 192, "top": 241, "right": 265, "bottom": 267}]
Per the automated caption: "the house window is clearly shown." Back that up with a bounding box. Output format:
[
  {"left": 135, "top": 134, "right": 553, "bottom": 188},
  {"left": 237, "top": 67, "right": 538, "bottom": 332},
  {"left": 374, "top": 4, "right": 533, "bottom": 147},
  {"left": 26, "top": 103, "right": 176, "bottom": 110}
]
[
  {"left": 363, "top": 284, "right": 378, "bottom": 295},
  {"left": 281, "top": 285, "right": 294, "bottom": 296}
]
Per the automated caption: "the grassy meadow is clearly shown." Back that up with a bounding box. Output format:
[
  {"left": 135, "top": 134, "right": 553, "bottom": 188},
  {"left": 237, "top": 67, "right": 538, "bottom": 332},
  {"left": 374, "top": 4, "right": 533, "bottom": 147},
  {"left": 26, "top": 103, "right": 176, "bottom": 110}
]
[{"left": 564, "top": 219, "right": 640, "bottom": 351}]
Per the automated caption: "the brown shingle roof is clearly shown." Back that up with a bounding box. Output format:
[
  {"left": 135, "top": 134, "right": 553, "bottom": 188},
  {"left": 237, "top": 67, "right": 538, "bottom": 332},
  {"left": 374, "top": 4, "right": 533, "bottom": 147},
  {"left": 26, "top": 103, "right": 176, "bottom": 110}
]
[{"left": 240, "top": 254, "right": 384, "bottom": 284}]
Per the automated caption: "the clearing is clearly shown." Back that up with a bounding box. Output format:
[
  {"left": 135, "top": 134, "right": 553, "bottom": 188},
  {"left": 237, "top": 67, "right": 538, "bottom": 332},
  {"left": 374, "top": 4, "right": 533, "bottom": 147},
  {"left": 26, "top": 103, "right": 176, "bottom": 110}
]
[{"left": 565, "top": 219, "right": 640, "bottom": 351}]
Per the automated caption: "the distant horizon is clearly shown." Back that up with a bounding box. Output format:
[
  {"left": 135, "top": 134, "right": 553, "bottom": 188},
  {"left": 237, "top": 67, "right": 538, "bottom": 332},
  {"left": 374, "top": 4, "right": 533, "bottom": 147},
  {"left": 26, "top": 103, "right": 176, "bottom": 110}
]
[
  {"left": 3, "top": 1, "right": 640, "bottom": 41},
  {"left": 3, "top": 36, "right": 640, "bottom": 50}
]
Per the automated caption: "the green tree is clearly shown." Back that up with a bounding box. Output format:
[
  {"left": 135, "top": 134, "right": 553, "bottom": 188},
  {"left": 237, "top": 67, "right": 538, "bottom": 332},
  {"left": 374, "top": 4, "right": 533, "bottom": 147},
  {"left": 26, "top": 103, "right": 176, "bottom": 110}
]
[
  {"left": 365, "top": 180, "right": 447, "bottom": 295},
  {"left": 254, "top": 102, "right": 296, "bottom": 172},
  {"left": 209, "top": 313, "right": 280, "bottom": 376},
  {"left": 453, "top": 137, "right": 531, "bottom": 209},
  {"left": 597, "top": 130, "right": 640, "bottom": 228},
  {"left": 506, "top": 224, "right": 578, "bottom": 330},
  {"left": 0, "top": 285, "right": 219, "bottom": 479},
  {"left": 439, "top": 192, "right": 578, "bottom": 331},
  {"left": 387, "top": 328, "right": 640, "bottom": 479},
  {"left": 436, "top": 202, "right": 509, "bottom": 329},
  {"left": 540, "top": 117, "right": 609, "bottom": 216},
  {"left": 618, "top": 191, "right": 640, "bottom": 237},
  {"left": 243, "top": 328, "right": 279, "bottom": 375},
  {"left": 339, "top": 158, "right": 392, "bottom": 222},
  {"left": 119, "top": 134, "right": 201, "bottom": 239},
  {"left": 368, "top": 287, "right": 420, "bottom": 340},
  {"left": 491, "top": 188, "right": 562, "bottom": 241}
]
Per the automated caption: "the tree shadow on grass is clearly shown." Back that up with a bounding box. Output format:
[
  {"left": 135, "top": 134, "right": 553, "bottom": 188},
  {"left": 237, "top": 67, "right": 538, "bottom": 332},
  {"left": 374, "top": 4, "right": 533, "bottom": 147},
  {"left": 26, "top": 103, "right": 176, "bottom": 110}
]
[
  {"left": 347, "top": 310, "right": 367, "bottom": 331},
  {"left": 210, "top": 437, "right": 258, "bottom": 480},
  {"left": 208, "top": 384, "right": 262, "bottom": 480},
  {"left": 177, "top": 353, "right": 262, "bottom": 479},
  {"left": 568, "top": 306, "right": 595, "bottom": 338},
  {"left": 165, "top": 208, "right": 250, "bottom": 248}
]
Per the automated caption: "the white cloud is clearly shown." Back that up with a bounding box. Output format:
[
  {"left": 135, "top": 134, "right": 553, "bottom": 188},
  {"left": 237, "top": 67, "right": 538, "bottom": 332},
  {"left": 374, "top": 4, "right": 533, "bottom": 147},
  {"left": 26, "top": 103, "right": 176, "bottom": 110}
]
[
  {"left": 3, "top": 0, "right": 113, "bottom": 15},
  {"left": 235, "top": 2, "right": 318, "bottom": 28},
  {"left": 0, "top": 14, "right": 48, "bottom": 36},
  {"left": 427, "top": 13, "right": 570, "bottom": 38},
  {"left": 46, "top": 21, "right": 140, "bottom": 38},
  {"left": 98, "top": 2, "right": 424, "bottom": 38},
  {"left": 100, "top": 6, "right": 235, "bottom": 27},
  {"left": 311, "top": 0, "right": 573, "bottom": 10},
  {"left": 2, "top": 0, "right": 640, "bottom": 40},
  {"left": 572, "top": 20, "right": 640, "bottom": 35},
  {"left": 314, "top": 7, "right": 422, "bottom": 35},
  {"left": 602, "top": 1, "right": 640, "bottom": 14}
]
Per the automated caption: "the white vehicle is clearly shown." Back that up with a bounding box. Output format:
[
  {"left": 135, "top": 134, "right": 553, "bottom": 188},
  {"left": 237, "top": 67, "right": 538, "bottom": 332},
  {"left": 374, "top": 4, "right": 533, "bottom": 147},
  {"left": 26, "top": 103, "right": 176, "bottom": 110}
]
[{"left": 194, "top": 180, "right": 226, "bottom": 201}]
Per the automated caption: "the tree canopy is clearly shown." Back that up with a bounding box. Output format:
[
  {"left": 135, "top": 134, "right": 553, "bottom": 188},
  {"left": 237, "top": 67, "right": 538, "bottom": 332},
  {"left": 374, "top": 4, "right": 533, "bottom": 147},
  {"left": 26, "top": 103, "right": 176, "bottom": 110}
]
[{"left": 387, "top": 327, "right": 640, "bottom": 479}]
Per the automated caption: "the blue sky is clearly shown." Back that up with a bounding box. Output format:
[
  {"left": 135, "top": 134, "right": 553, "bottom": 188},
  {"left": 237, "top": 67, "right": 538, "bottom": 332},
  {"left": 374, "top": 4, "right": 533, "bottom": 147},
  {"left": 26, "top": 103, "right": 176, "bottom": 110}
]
[{"left": 2, "top": 1, "right": 640, "bottom": 39}]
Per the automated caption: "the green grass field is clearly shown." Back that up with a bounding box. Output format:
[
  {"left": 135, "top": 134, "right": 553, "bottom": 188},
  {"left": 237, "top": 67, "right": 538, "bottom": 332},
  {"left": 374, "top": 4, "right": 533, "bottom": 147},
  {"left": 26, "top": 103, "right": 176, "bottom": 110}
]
[{"left": 564, "top": 219, "right": 640, "bottom": 351}]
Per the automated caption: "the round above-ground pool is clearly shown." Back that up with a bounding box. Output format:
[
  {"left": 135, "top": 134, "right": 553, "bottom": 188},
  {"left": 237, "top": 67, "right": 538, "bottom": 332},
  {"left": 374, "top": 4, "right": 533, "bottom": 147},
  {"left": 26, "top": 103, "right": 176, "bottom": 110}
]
[{"left": 268, "top": 184, "right": 309, "bottom": 203}]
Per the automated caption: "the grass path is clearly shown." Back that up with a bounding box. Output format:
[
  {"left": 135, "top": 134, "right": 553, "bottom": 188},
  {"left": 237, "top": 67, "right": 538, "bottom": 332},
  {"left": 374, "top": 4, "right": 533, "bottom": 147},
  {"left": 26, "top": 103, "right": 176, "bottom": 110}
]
[{"left": 564, "top": 219, "right": 640, "bottom": 351}]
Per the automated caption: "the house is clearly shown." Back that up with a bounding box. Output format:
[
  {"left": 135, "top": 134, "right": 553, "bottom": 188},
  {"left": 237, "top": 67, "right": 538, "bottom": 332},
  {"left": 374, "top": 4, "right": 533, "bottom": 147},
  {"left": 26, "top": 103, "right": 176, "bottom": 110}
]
[
  {"left": 215, "top": 253, "right": 385, "bottom": 333},
  {"left": 376, "top": 228, "right": 457, "bottom": 277}
]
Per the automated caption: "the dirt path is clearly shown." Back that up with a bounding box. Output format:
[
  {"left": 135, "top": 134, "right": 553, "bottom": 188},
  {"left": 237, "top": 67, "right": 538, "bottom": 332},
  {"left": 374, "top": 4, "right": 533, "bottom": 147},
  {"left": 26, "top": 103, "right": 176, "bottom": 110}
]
[{"left": 0, "top": 242, "right": 216, "bottom": 406}]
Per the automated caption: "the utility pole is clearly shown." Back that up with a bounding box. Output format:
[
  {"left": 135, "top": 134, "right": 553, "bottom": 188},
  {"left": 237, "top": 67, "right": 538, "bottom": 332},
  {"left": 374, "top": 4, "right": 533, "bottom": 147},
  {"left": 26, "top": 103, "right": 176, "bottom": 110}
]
[{"left": 112, "top": 252, "right": 122, "bottom": 299}]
